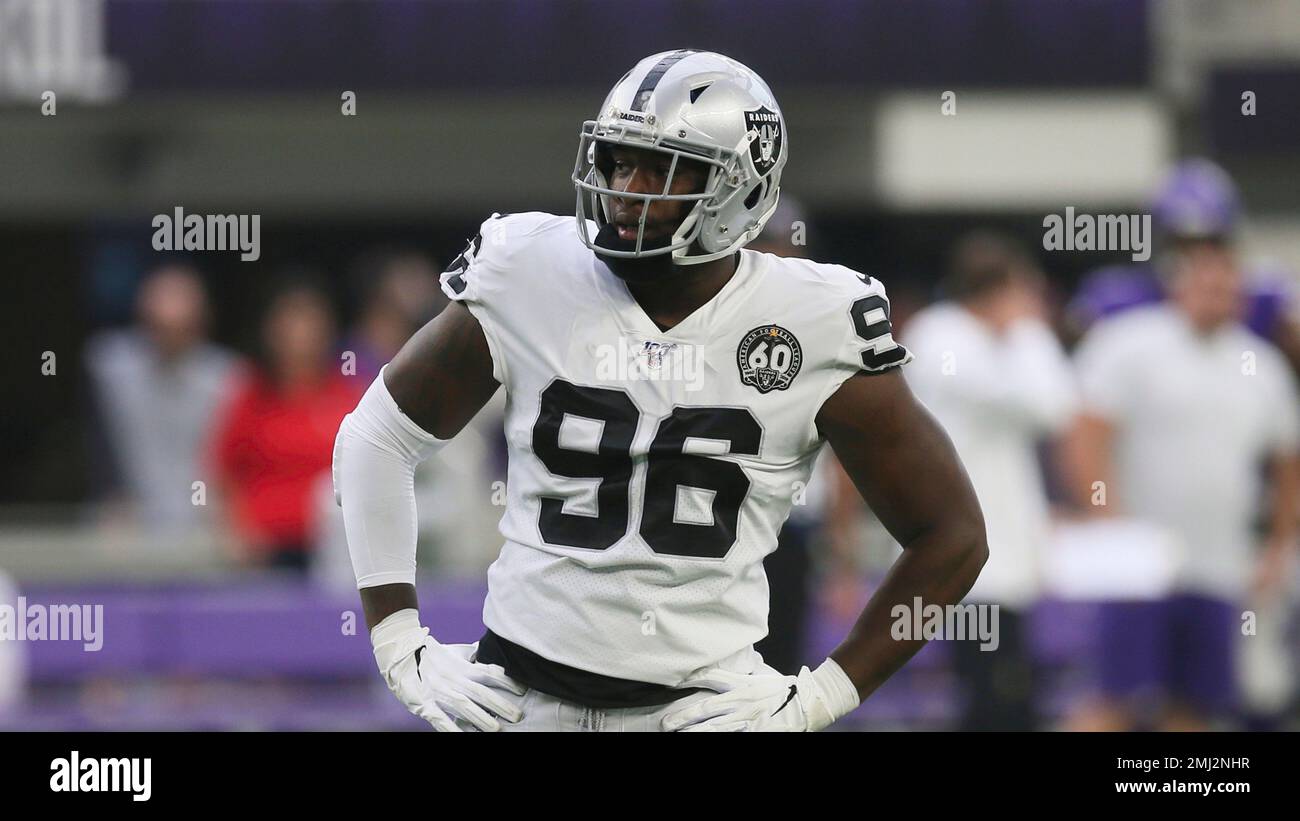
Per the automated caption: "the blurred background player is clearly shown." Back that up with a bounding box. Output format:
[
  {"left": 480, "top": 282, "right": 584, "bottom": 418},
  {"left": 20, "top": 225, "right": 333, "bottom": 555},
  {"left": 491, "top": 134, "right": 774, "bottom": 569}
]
[
  {"left": 1064, "top": 221, "right": 1300, "bottom": 730},
  {"left": 85, "top": 262, "right": 237, "bottom": 538},
  {"left": 312, "top": 249, "right": 505, "bottom": 589},
  {"left": 340, "top": 248, "right": 448, "bottom": 384},
  {"left": 904, "top": 232, "right": 1077, "bottom": 730},
  {"left": 1068, "top": 159, "right": 1300, "bottom": 375}
]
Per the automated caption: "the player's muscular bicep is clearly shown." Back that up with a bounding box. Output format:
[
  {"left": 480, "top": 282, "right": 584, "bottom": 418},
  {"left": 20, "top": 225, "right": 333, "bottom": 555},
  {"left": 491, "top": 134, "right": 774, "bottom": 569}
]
[
  {"left": 384, "top": 301, "right": 500, "bottom": 439},
  {"left": 816, "top": 369, "right": 983, "bottom": 545}
]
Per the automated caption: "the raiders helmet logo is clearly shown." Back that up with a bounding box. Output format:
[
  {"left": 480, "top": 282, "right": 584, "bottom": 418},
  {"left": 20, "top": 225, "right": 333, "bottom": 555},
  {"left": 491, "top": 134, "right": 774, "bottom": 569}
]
[
  {"left": 744, "top": 106, "right": 783, "bottom": 176},
  {"left": 737, "top": 325, "right": 802, "bottom": 393}
]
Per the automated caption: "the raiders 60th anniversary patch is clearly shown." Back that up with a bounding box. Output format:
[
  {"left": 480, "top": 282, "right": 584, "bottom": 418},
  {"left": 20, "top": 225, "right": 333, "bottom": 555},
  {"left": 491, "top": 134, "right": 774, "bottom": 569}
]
[{"left": 737, "top": 325, "right": 802, "bottom": 393}]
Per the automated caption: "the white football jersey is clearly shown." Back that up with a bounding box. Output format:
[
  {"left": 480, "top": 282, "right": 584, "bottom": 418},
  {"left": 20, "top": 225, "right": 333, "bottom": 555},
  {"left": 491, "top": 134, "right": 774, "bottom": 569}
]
[{"left": 439, "top": 211, "right": 911, "bottom": 685}]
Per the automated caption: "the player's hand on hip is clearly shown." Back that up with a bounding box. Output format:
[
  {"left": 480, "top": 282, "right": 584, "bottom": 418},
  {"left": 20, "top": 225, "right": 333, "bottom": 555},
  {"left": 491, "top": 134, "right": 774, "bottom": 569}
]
[
  {"left": 370, "top": 608, "right": 526, "bottom": 731},
  {"left": 660, "top": 659, "right": 860, "bottom": 732}
]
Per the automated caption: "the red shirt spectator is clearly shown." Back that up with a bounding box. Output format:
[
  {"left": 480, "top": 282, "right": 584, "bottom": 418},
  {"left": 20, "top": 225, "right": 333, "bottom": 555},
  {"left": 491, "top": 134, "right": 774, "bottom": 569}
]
[{"left": 211, "top": 368, "right": 361, "bottom": 562}]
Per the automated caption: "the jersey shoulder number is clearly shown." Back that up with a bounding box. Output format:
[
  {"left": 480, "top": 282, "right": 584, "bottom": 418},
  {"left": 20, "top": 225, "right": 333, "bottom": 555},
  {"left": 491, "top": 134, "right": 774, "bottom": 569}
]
[{"left": 845, "top": 272, "right": 910, "bottom": 372}]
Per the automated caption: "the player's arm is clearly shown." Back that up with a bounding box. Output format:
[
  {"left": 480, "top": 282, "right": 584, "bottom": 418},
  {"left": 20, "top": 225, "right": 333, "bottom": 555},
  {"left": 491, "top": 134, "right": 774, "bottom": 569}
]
[
  {"left": 353, "top": 301, "right": 500, "bottom": 629},
  {"left": 1257, "top": 363, "right": 1300, "bottom": 598},
  {"left": 332, "top": 300, "right": 523, "bottom": 731},
  {"left": 938, "top": 321, "right": 1076, "bottom": 433},
  {"left": 816, "top": 368, "right": 988, "bottom": 702},
  {"left": 662, "top": 367, "right": 986, "bottom": 733},
  {"left": 1254, "top": 446, "right": 1300, "bottom": 600},
  {"left": 1065, "top": 319, "right": 1132, "bottom": 515},
  {"left": 1267, "top": 450, "right": 1300, "bottom": 546},
  {"left": 1061, "top": 412, "right": 1118, "bottom": 514}
]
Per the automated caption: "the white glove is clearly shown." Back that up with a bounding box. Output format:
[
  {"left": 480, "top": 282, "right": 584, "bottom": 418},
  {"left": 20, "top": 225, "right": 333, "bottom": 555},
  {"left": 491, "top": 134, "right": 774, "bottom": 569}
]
[
  {"left": 370, "top": 609, "right": 527, "bottom": 732},
  {"left": 660, "top": 658, "right": 860, "bottom": 732}
]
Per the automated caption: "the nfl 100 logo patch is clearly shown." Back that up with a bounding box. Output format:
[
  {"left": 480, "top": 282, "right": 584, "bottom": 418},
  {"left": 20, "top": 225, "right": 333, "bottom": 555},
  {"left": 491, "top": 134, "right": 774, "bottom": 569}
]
[{"left": 737, "top": 325, "right": 802, "bottom": 393}]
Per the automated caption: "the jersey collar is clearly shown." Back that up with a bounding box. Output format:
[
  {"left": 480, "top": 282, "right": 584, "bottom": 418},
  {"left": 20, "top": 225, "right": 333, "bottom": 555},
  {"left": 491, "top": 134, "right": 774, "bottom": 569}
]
[{"left": 591, "top": 250, "right": 763, "bottom": 345}]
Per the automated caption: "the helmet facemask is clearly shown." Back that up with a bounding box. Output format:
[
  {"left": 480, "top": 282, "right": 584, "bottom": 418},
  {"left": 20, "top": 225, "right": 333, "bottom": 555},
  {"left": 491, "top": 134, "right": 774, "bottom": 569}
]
[{"left": 572, "top": 119, "right": 763, "bottom": 266}]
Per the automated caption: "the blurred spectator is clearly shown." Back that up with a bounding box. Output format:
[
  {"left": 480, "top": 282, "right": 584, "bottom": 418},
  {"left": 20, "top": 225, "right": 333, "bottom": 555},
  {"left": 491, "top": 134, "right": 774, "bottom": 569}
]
[
  {"left": 313, "top": 249, "right": 505, "bottom": 588},
  {"left": 1064, "top": 234, "right": 1300, "bottom": 731},
  {"left": 1067, "top": 159, "right": 1300, "bottom": 374},
  {"left": 209, "top": 274, "right": 361, "bottom": 571},
  {"left": 341, "top": 248, "right": 447, "bottom": 383},
  {"left": 84, "top": 262, "right": 238, "bottom": 535},
  {"left": 904, "top": 232, "right": 1077, "bottom": 730}
]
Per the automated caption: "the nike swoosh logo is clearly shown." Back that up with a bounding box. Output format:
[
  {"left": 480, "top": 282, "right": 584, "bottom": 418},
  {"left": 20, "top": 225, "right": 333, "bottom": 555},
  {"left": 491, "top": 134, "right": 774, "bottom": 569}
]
[
  {"left": 771, "top": 684, "right": 798, "bottom": 717},
  {"left": 414, "top": 646, "right": 424, "bottom": 681}
]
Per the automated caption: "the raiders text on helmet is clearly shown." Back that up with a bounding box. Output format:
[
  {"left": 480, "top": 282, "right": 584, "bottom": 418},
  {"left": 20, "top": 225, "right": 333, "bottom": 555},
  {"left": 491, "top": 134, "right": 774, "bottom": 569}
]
[{"left": 572, "top": 50, "right": 788, "bottom": 265}]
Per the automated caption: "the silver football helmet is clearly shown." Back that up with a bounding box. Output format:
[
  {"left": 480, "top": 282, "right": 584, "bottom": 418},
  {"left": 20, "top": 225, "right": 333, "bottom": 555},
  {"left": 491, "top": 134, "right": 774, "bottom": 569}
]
[{"left": 572, "top": 50, "right": 787, "bottom": 266}]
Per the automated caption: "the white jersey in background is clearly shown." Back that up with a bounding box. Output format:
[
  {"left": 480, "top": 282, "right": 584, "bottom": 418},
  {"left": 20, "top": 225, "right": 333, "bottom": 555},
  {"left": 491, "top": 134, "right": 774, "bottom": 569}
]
[
  {"left": 439, "top": 211, "right": 911, "bottom": 685},
  {"left": 1074, "top": 304, "right": 1300, "bottom": 599},
  {"left": 903, "top": 304, "right": 1076, "bottom": 609}
]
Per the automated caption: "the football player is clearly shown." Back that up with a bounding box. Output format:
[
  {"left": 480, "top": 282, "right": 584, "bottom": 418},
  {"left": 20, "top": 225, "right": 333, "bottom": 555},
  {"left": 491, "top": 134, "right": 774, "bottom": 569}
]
[
  {"left": 333, "top": 50, "right": 987, "bottom": 731},
  {"left": 1067, "top": 159, "right": 1300, "bottom": 375}
]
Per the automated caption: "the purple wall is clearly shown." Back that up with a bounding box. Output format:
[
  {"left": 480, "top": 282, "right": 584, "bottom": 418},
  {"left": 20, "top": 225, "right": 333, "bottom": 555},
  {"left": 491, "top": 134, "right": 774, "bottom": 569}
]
[{"left": 107, "top": 0, "right": 1150, "bottom": 94}]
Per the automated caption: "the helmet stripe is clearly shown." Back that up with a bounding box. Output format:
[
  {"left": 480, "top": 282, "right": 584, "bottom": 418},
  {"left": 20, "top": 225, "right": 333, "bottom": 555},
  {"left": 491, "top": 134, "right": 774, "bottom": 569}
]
[{"left": 629, "top": 49, "right": 697, "bottom": 112}]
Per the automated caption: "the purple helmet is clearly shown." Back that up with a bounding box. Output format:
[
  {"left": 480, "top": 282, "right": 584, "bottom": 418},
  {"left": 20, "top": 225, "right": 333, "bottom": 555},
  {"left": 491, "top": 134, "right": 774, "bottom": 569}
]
[
  {"left": 1150, "top": 158, "right": 1241, "bottom": 239},
  {"left": 1067, "top": 264, "right": 1163, "bottom": 327}
]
